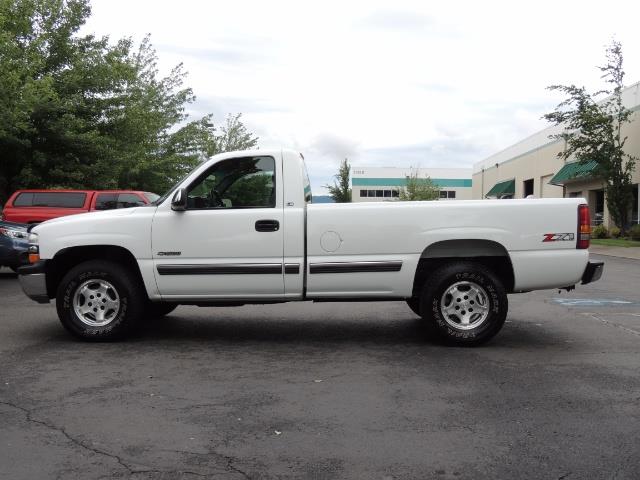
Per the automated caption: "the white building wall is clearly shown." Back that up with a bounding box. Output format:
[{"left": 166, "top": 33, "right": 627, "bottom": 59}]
[
  {"left": 352, "top": 166, "right": 473, "bottom": 202},
  {"left": 471, "top": 81, "right": 640, "bottom": 227}
]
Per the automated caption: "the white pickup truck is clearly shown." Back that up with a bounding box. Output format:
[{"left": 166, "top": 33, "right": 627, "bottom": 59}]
[{"left": 18, "top": 149, "right": 603, "bottom": 345}]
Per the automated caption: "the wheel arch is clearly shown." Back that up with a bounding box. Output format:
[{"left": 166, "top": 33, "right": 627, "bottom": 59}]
[
  {"left": 45, "top": 245, "right": 146, "bottom": 299},
  {"left": 412, "top": 239, "right": 515, "bottom": 296}
]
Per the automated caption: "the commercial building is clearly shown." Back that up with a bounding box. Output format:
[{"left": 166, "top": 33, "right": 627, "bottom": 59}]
[
  {"left": 473, "top": 82, "right": 640, "bottom": 226},
  {"left": 351, "top": 167, "right": 472, "bottom": 202}
]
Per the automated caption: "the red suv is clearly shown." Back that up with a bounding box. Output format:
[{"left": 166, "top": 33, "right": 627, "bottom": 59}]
[{"left": 1, "top": 190, "right": 159, "bottom": 224}]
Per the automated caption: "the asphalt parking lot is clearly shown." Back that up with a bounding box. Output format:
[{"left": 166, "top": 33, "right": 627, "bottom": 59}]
[{"left": 1, "top": 253, "right": 639, "bottom": 480}]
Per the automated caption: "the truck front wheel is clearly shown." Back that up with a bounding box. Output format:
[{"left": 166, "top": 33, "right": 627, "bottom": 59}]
[
  {"left": 419, "top": 262, "right": 508, "bottom": 346},
  {"left": 406, "top": 298, "right": 421, "bottom": 316},
  {"left": 147, "top": 302, "right": 178, "bottom": 318},
  {"left": 56, "top": 260, "right": 145, "bottom": 341}
]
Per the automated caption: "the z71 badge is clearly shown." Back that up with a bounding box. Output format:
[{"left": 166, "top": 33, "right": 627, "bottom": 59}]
[{"left": 542, "top": 233, "right": 575, "bottom": 242}]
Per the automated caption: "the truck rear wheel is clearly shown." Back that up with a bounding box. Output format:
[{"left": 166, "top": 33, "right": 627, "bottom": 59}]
[
  {"left": 419, "top": 262, "right": 507, "bottom": 346},
  {"left": 56, "top": 260, "right": 145, "bottom": 341}
]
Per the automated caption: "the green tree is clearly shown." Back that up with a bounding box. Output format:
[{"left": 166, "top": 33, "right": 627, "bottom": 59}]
[
  {"left": 216, "top": 113, "right": 259, "bottom": 153},
  {"left": 325, "top": 158, "right": 352, "bottom": 202},
  {"left": 0, "top": 0, "right": 258, "bottom": 204},
  {"left": 398, "top": 168, "right": 439, "bottom": 201},
  {"left": 544, "top": 40, "right": 636, "bottom": 231}
]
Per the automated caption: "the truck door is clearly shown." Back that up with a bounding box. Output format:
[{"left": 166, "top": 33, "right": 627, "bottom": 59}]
[{"left": 151, "top": 154, "right": 285, "bottom": 299}]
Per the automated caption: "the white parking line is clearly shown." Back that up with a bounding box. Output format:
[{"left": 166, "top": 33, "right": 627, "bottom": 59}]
[
  {"left": 582, "top": 313, "right": 640, "bottom": 337},
  {"left": 552, "top": 298, "right": 635, "bottom": 306}
]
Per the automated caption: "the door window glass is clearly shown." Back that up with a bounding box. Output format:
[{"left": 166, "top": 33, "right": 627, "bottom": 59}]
[
  {"left": 187, "top": 156, "right": 276, "bottom": 209},
  {"left": 95, "top": 194, "right": 118, "bottom": 210},
  {"left": 117, "top": 193, "right": 146, "bottom": 208}
]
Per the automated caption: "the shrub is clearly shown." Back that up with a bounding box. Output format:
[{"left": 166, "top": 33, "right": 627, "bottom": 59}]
[
  {"left": 609, "top": 226, "right": 621, "bottom": 238},
  {"left": 630, "top": 224, "right": 640, "bottom": 241},
  {"left": 591, "top": 225, "right": 608, "bottom": 239}
]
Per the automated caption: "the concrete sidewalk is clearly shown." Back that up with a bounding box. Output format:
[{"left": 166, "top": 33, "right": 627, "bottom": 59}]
[{"left": 590, "top": 244, "right": 640, "bottom": 260}]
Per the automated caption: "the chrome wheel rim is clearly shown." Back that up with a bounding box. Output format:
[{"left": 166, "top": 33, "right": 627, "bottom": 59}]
[
  {"left": 440, "top": 281, "right": 490, "bottom": 330},
  {"left": 73, "top": 279, "right": 121, "bottom": 327}
]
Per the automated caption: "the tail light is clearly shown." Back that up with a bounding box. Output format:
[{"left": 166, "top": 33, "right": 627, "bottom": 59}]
[{"left": 577, "top": 204, "right": 590, "bottom": 249}]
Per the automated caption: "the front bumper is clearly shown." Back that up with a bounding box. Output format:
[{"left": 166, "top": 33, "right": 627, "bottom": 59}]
[
  {"left": 18, "top": 261, "right": 49, "bottom": 304},
  {"left": 581, "top": 261, "right": 604, "bottom": 285},
  {"left": 0, "top": 240, "right": 29, "bottom": 268}
]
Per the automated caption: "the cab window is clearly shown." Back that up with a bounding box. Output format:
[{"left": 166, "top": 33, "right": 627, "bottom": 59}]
[
  {"left": 187, "top": 156, "right": 276, "bottom": 209},
  {"left": 14, "top": 192, "right": 87, "bottom": 208},
  {"left": 300, "top": 154, "right": 312, "bottom": 203}
]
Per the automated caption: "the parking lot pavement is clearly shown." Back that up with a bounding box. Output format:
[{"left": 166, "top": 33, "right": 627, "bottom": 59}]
[{"left": 1, "top": 254, "right": 639, "bottom": 479}]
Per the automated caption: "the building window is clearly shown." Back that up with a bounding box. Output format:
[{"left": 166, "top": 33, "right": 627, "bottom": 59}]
[
  {"left": 360, "top": 190, "right": 368, "bottom": 197},
  {"left": 439, "top": 191, "right": 456, "bottom": 199},
  {"left": 384, "top": 190, "right": 392, "bottom": 197},
  {"left": 392, "top": 190, "right": 399, "bottom": 198},
  {"left": 523, "top": 178, "right": 534, "bottom": 197},
  {"left": 594, "top": 189, "right": 605, "bottom": 225},
  {"left": 375, "top": 190, "right": 383, "bottom": 198},
  {"left": 632, "top": 185, "right": 638, "bottom": 224}
]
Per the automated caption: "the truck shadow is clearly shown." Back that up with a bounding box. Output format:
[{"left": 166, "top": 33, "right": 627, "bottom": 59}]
[
  {"left": 137, "top": 313, "right": 555, "bottom": 349},
  {"left": 0, "top": 271, "right": 18, "bottom": 280}
]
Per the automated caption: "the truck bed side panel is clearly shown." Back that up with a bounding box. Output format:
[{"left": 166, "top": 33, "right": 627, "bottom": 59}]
[{"left": 306, "top": 198, "right": 587, "bottom": 297}]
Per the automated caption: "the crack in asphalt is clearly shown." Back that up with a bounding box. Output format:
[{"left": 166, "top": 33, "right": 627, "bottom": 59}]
[
  {"left": 0, "top": 399, "right": 250, "bottom": 479},
  {"left": 0, "top": 399, "right": 136, "bottom": 473},
  {"left": 165, "top": 449, "right": 251, "bottom": 479}
]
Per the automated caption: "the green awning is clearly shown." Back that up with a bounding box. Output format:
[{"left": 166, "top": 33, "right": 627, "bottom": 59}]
[
  {"left": 549, "top": 160, "right": 599, "bottom": 186},
  {"left": 485, "top": 179, "right": 515, "bottom": 198}
]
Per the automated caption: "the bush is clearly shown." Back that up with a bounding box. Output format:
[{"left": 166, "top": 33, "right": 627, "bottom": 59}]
[
  {"left": 630, "top": 224, "right": 640, "bottom": 241},
  {"left": 591, "top": 225, "right": 608, "bottom": 239},
  {"left": 609, "top": 226, "right": 621, "bottom": 238}
]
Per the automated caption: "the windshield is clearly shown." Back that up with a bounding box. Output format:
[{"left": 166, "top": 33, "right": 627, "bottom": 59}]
[{"left": 144, "top": 192, "right": 160, "bottom": 203}]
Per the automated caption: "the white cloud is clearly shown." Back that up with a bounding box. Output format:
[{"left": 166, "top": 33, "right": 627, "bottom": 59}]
[{"left": 84, "top": 0, "right": 640, "bottom": 193}]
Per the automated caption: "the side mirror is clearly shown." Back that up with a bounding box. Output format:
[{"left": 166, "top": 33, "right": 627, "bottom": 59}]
[{"left": 171, "top": 188, "right": 187, "bottom": 211}]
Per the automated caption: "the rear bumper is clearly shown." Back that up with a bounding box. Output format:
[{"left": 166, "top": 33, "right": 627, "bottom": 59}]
[
  {"left": 581, "top": 261, "right": 604, "bottom": 285},
  {"left": 18, "top": 261, "right": 49, "bottom": 304}
]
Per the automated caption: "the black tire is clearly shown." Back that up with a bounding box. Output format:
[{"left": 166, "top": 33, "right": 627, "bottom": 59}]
[
  {"left": 406, "top": 298, "right": 421, "bottom": 316},
  {"left": 419, "top": 262, "right": 507, "bottom": 346},
  {"left": 56, "top": 260, "right": 145, "bottom": 341},
  {"left": 147, "top": 302, "right": 178, "bottom": 318},
  {"left": 9, "top": 266, "right": 18, "bottom": 273}
]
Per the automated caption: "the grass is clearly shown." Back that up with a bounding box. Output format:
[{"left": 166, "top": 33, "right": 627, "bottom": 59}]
[{"left": 591, "top": 238, "right": 640, "bottom": 247}]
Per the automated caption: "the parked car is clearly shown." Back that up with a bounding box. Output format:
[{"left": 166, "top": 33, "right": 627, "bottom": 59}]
[
  {"left": 1, "top": 190, "right": 160, "bottom": 224},
  {"left": 17, "top": 149, "right": 603, "bottom": 345},
  {"left": 0, "top": 221, "right": 29, "bottom": 272}
]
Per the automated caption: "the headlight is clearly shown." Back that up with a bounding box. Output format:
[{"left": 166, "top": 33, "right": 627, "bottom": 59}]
[
  {"left": 28, "top": 232, "right": 40, "bottom": 263},
  {"left": 0, "top": 227, "right": 28, "bottom": 239}
]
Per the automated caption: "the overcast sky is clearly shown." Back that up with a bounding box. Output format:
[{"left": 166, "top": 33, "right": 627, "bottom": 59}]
[{"left": 84, "top": 0, "right": 640, "bottom": 194}]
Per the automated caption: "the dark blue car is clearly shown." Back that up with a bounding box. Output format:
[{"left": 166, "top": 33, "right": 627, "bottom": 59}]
[{"left": 0, "top": 221, "right": 29, "bottom": 272}]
